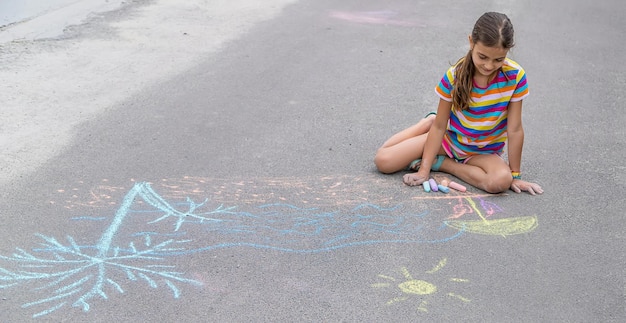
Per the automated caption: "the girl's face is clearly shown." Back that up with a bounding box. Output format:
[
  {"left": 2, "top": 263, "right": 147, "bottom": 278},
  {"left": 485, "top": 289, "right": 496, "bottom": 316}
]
[{"left": 469, "top": 39, "right": 509, "bottom": 78}]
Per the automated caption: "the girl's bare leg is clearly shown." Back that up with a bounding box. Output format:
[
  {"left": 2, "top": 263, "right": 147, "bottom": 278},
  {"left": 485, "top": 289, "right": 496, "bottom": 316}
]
[
  {"left": 437, "top": 154, "right": 512, "bottom": 194},
  {"left": 375, "top": 114, "right": 436, "bottom": 173},
  {"left": 379, "top": 114, "right": 436, "bottom": 148},
  {"left": 375, "top": 134, "right": 428, "bottom": 173}
]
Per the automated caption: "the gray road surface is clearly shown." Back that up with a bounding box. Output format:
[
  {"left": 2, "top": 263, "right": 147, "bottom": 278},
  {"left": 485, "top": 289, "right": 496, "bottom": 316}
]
[{"left": 0, "top": 0, "right": 624, "bottom": 322}]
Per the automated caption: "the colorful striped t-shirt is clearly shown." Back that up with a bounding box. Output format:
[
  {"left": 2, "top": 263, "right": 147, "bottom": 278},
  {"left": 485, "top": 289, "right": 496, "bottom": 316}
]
[{"left": 435, "top": 58, "right": 529, "bottom": 160}]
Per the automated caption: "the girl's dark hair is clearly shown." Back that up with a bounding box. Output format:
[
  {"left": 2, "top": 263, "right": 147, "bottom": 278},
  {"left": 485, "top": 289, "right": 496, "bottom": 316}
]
[{"left": 451, "top": 12, "right": 515, "bottom": 111}]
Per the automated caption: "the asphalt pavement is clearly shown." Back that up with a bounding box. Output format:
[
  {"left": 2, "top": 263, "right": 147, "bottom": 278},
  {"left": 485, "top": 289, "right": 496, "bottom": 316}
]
[{"left": 0, "top": 0, "right": 624, "bottom": 322}]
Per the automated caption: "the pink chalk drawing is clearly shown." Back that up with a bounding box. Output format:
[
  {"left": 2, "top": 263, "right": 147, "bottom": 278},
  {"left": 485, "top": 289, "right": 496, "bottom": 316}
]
[{"left": 329, "top": 10, "right": 422, "bottom": 27}]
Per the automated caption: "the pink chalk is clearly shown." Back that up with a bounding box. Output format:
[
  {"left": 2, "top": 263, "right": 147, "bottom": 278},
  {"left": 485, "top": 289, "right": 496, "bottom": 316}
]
[{"left": 448, "top": 181, "right": 467, "bottom": 192}]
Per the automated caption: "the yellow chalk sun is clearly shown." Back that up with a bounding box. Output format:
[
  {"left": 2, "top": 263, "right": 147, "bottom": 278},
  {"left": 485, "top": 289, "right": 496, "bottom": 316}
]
[{"left": 372, "top": 258, "right": 470, "bottom": 312}]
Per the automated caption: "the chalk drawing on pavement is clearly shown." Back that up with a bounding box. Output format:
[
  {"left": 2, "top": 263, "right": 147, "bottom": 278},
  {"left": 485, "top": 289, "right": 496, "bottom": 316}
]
[
  {"left": 0, "top": 183, "right": 202, "bottom": 318},
  {"left": 445, "top": 197, "right": 538, "bottom": 237},
  {"left": 0, "top": 182, "right": 461, "bottom": 317},
  {"left": 2, "top": 177, "right": 537, "bottom": 318},
  {"left": 371, "top": 258, "right": 470, "bottom": 313},
  {"left": 49, "top": 176, "right": 509, "bottom": 209},
  {"left": 329, "top": 10, "right": 421, "bottom": 27}
]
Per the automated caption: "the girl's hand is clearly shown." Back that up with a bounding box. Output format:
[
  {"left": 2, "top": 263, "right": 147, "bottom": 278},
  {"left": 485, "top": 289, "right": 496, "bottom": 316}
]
[
  {"left": 403, "top": 171, "right": 430, "bottom": 186},
  {"left": 510, "top": 179, "right": 544, "bottom": 195}
]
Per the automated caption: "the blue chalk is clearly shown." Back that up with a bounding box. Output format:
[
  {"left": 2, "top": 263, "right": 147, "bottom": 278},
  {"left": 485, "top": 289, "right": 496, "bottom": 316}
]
[
  {"left": 422, "top": 181, "right": 431, "bottom": 192},
  {"left": 437, "top": 184, "right": 450, "bottom": 193},
  {"left": 429, "top": 179, "right": 438, "bottom": 192}
]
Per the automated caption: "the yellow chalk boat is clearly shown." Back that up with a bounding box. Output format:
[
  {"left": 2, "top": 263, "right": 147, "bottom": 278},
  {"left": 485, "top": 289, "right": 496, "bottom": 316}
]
[{"left": 444, "top": 215, "right": 538, "bottom": 236}]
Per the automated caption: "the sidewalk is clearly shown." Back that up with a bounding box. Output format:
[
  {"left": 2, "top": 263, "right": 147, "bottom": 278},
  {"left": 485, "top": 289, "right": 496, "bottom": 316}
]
[
  {"left": 0, "top": 0, "right": 297, "bottom": 185},
  {"left": 0, "top": 0, "right": 125, "bottom": 43}
]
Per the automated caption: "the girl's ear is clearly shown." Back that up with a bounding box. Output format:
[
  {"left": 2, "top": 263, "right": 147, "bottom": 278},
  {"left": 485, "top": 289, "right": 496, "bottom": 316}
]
[{"left": 468, "top": 35, "right": 474, "bottom": 49}]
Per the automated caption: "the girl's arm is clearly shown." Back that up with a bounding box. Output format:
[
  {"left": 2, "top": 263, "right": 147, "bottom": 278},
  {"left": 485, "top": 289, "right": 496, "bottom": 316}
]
[
  {"left": 507, "top": 100, "right": 544, "bottom": 195},
  {"left": 404, "top": 99, "right": 452, "bottom": 185},
  {"left": 421, "top": 99, "right": 452, "bottom": 170},
  {"left": 507, "top": 100, "right": 524, "bottom": 173}
]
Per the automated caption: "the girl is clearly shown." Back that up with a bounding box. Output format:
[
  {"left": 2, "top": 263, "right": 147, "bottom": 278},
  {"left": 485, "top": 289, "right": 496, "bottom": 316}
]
[{"left": 374, "top": 12, "right": 543, "bottom": 195}]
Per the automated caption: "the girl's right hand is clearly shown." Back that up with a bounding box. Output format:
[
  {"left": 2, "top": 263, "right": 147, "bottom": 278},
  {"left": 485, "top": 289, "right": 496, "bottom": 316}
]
[{"left": 403, "top": 171, "right": 430, "bottom": 186}]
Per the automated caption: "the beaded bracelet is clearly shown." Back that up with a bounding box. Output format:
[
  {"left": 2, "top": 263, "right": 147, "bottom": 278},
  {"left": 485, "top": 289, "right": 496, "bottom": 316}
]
[{"left": 511, "top": 172, "right": 521, "bottom": 180}]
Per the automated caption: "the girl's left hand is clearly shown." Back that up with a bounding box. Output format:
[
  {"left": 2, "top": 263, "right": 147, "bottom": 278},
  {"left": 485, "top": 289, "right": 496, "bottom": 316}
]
[{"left": 510, "top": 179, "right": 544, "bottom": 195}]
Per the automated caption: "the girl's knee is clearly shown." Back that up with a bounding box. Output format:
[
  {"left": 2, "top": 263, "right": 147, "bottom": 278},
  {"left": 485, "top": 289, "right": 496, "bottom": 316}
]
[
  {"left": 374, "top": 148, "right": 402, "bottom": 174},
  {"left": 374, "top": 150, "right": 398, "bottom": 174},
  {"left": 482, "top": 171, "right": 513, "bottom": 193},
  {"left": 425, "top": 113, "right": 437, "bottom": 124}
]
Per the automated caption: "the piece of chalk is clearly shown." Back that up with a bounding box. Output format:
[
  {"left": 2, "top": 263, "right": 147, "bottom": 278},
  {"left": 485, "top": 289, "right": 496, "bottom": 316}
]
[
  {"left": 448, "top": 181, "right": 467, "bottom": 192},
  {"left": 441, "top": 179, "right": 449, "bottom": 186},
  {"left": 437, "top": 184, "right": 450, "bottom": 193},
  {"left": 429, "top": 179, "right": 438, "bottom": 192},
  {"left": 422, "top": 181, "right": 431, "bottom": 192}
]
